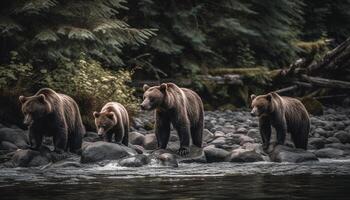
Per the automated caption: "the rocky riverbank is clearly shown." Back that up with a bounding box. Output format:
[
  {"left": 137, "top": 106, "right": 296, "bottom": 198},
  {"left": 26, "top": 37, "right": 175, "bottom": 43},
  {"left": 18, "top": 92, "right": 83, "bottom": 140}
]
[{"left": 1, "top": 106, "right": 350, "bottom": 168}]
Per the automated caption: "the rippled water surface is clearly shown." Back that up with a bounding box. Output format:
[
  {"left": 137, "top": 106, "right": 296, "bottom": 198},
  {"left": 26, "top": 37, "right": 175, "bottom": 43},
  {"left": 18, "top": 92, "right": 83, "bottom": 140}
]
[{"left": 1, "top": 159, "right": 350, "bottom": 200}]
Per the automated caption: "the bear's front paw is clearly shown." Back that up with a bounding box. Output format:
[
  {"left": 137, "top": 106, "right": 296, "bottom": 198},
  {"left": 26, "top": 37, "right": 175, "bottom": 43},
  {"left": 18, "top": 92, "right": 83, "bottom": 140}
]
[
  {"left": 177, "top": 147, "right": 190, "bottom": 156},
  {"left": 262, "top": 143, "right": 269, "bottom": 152},
  {"left": 54, "top": 148, "right": 64, "bottom": 154}
]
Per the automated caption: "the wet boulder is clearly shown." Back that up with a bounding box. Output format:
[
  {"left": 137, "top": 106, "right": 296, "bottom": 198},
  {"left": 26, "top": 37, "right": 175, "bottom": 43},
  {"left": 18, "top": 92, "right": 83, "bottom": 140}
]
[
  {"left": 83, "top": 132, "right": 100, "bottom": 142},
  {"left": 314, "top": 148, "right": 345, "bottom": 158},
  {"left": 81, "top": 141, "right": 137, "bottom": 163},
  {"left": 308, "top": 138, "right": 326, "bottom": 149},
  {"left": 204, "top": 145, "right": 230, "bottom": 163},
  {"left": 269, "top": 145, "right": 318, "bottom": 163},
  {"left": 143, "top": 134, "right": 158, "bottom": 150},
  {"left": 150, "top": 149, "right": 178, "bottom": 167},
  {"left": 202, "top": 129, "right": 214, "bottom": 143},
  {"left": 129, "top": 131, "right": 145, "bottom": 146},
  {"left": 226, "top": 148, "right": 264, "bottom": 163},
  {"left": 0, "top": 128, "right": 29, "bottom": 150},
  {"left": 334, "top": 131, "right": 350, "bottom": 144},
  {"left": 118, "top": 154, "right": 150, "bottom": 167}
]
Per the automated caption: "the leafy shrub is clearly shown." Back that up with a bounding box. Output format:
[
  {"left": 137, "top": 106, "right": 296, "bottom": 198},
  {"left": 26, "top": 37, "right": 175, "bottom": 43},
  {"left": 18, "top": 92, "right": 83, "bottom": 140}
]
[{"left": 39, "top": 57, "right": 139, "bottom": 130}]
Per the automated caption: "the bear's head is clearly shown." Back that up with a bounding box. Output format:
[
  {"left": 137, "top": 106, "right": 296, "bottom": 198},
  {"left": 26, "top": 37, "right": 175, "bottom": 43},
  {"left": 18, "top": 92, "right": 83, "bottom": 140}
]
[
  {"left": 93, "top": 111, "right": 117, "bottom": 137},
  {"left": 250, "top": 93, "right": 273, "bottom": 116},
  {"left": 19, "top": 94, "right": 52, "bottom": 126},
  {"left": 140, "top": 83, "right": 167, "bottom": 110}
]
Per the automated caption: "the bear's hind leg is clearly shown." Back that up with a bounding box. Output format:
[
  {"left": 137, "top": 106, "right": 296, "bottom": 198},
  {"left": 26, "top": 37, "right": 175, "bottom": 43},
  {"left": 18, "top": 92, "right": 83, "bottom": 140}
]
[
  {"left": 191, "top": 123, "right": 203, "bottom": 148},
  {"left": 68, "top": 129, "right": 83, "bottom": 154},
  {"left": 53, "top": 129, "right": 68, "bottom": 153},
  {"left": 173, "top": 120, "right": 191, "bottom": 156}
]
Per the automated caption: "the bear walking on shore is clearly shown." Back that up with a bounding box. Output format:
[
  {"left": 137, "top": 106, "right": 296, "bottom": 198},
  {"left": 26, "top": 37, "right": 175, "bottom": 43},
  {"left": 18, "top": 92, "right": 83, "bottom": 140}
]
[
  {"left": 93, "top": 102, "right": 129, "bottom": 146},
  {"left": 141, "top": 83, "right": 204, "bottom": 156},
  {"left": 250, "top": 92, "right": 310, "bottom": 150},
  {"left": 19, "top": 88, "right": 85, "bottom": 153}
]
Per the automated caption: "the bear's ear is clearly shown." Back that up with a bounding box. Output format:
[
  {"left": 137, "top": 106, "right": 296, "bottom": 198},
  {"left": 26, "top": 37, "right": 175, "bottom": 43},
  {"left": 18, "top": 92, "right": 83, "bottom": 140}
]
[
  {"left": 37, "top": 94, "right": 46, "bottom": 102},
  {"left": 250, "top": 94, "right": 256, "bottom": 101},
  {"left": 143, "top": 84, "right": 150, "bottom": 91},
  {"left": 159, "top": 83, "right": 167, "bottom": 92},
  {"left": 106, "top": 112, "right": 115, "bottom": 120},
  {"left": 93, "top": 111, "right": 100, "bottom": 118},
  {"left": 266, "top": 93, "right": 272, "bottom": 101},
  {"left": 19, "top": 96, "right": 27, "bottom": 104}
]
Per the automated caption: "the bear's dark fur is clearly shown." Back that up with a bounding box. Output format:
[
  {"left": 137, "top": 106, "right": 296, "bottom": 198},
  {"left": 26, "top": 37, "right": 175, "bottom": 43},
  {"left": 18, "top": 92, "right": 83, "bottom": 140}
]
[
  {"left": 19, "top": 88, "right": 85, "bottom": 153},
  {"left": 93, "top": 102, "right": 129, "bottom": 146},
  {"left": 141, "top": 83, "right": 204, "bottom": 156},
  {"left": 250, "top": 92, "right": 310, "bottom": 150}
]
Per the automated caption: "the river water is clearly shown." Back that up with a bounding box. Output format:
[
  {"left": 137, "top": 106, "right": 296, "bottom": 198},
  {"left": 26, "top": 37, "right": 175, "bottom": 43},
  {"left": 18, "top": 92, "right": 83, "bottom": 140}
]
[{"left": 1, "top": 159, "right": 350, "bottom": 200}]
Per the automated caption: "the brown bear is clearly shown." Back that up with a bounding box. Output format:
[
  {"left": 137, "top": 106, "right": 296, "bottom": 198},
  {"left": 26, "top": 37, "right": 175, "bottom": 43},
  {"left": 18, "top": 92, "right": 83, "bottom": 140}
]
[
  {"left": 141, "top": 82, "right": 204, "bottom": 156},
  {"left": 250, "top": 92, "right": 310, "bottom": 151},
  {"left": 19, "top": 88, "right": 85, "bottom": 153},
  {"left": 93, "top": 102, "right": 129, "bottom": 146}
]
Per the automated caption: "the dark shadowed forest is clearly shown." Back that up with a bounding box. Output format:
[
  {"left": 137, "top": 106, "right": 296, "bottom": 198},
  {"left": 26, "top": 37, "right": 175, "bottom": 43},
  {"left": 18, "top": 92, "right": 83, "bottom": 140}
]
[{"left": 1, "top": 0, "right": 350, "bottom": 128}]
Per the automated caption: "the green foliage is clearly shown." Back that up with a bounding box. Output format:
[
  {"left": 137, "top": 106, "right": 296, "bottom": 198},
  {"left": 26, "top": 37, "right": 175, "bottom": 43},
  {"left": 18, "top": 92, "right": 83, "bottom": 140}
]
[
  {"left": 0, "top": 0, "right": 155, "bottom": 67},
  {"left": 128, "top": 0, "right": 304, "bottom": 79},
  {"left": 40, "top": 57, "right": 139, "bottom": 110},
  {"left": 0, "top": 51, "right": 33, "bottom": 90}
]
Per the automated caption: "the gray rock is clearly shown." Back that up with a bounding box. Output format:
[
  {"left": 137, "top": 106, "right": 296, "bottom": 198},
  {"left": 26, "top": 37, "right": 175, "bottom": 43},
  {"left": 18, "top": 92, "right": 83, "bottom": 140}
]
[
  {"left": 314, "top": 128, "right": 332, "bottom": 137},
  {"left": 334, "top": 131, "right": 350, "bottom": 144},
  {"left": 247, "top": 129, "right": 260, "bottom": 139},
  {"left": 155, "top": 153, "right": 178, "bottom": 167},
  {"left": 315, "top": 148, "right": 345, "bottom": 158},
  {"left": 325, "top": 143, "right": 350, "bottom": 150},
  {"left": 81, "top": 141, "right": 137, "bottom": 163},
  {"left": 236, "top": 127, "right": 248, "bottom": 134},
  {"left": 269, "top": 145, "right": 318, "bottom": 163},
  {"left": 220, "top": 125, "right": 236, "bottom": 134},
  {"left": 325, "top": 137, "right": 341, "bottom": 144},
  {"left": 0, "top": 141, "right": 18, "bottom": 151},
  {"left": 0, "top": 128, "right": 29, "bottom": 149},
  {"left": 118, "top": 154, "right": 150, "bottom": 167},
  {"left": 129, "top": 131, "right": 145, "bottom": 146},
  {"left": 239, "top": 135, "right": 255, "bottom": 145},
  {"left": 204, "top": 146, "right": 230, "bottom": 163},
  {"left": 226, "top": 149, "right": 263, "bottom": 162},
  {"left": 83, "top": 131, "right": 100, "bottom": 142},
  {"left": 210, "top": 137, "right": 226, "bottom": 146},
  {"left": 203, "top": 129, "right": 214, "bottom": 143},
  {"left": 308, "top": 138, "right": 326, "bottom": 149},
  {"left": 143, "top": 134, "right": 158, "bottom": 150},
  {"left": 214, "top": 131, "right": 225, "bottom": 137}
]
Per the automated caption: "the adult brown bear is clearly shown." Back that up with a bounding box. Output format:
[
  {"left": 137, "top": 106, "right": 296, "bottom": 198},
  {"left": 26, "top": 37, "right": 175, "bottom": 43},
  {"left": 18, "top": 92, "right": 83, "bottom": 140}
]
[
  {"left": 141, "top": 83, "right": 204, "bottom": 156},
  {"left": 250, "top": 92, "right": 310, "bottom": 151},
  {"left": 19, "top": 88, "right": 85, "bottom": 153},
  {"left": 93, "top": 102, "right": 129, "bottom": 146}
]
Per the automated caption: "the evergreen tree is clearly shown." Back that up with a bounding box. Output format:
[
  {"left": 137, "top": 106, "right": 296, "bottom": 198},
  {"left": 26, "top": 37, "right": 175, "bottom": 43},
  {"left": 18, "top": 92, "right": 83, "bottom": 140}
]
[{"left": 0, "top": 0, "right": 155, "bottom": 67}]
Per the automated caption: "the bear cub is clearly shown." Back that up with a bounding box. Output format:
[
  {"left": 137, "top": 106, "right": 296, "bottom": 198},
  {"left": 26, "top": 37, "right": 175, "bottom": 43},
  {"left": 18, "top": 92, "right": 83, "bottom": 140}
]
[
  {"left": 250, "top": 92, "right": 310, "bottom": 151},
  {"left": 141, "top": 83, "right": 204, "bottom": 156},
  {"left": 93, "top": 102, "right": 129, "bottom": 146},
  {"left": 19, "top": 88, "right": 85, "bottom": 153}
]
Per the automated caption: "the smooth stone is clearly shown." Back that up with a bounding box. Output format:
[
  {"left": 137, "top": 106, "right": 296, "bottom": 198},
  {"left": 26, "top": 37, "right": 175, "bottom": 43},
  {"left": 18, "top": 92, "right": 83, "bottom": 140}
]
[
  {"left": 0, "top": 128, "right": 29, "bottom": 149},
  {"left": 334, "top": 131, "right": 350, "bottom": 144},
  {"left": 129, "top": 131, "right": 145, "bottom": 146},
  {"left": 269, "top": 145, "right": 318, "bottom": 163},
  {"left": 325, "top": 137, "right": 341, "bottom": 144},
  {"left": 204, "top": 146, "right": 230, "bottom": 163},
  {"left": 143, "top": 134, "right": 158, "bottom": 150},
  {"left": 239, "top": 135, "right": 255, "bottom": 145},
  {"left": 210, "top": 137, "right": 226, "bottom": 146},
  {"left": 247, "top": 129, "right": 260, "bottom": 139},
  {"left": 226, "top": 149, "right": 263, "bottom": 163},
  {"left": 214, "top": 131, "right": 225, "bottom": 137},
  {"left": 325, "top": 143, "right": 350, "bottom": 150},
  {"left": 81, "top": 141, "right": 137, "bottom": 163},
  {"left": 315, "top": 148, "right": 345, "bottom": 158},
  {"left": 0, "top": 141, "right": 18, "bottom": 151},
  {"left": 118, "top": 154, "right": 150, "bottom": 167},
  {"left": 236, "top": 127, "right": 248, "bottom": 134},
  {"left": 308, "top": 138, "right": 326, "bottom": 149},
  {"left": 203, "top": 129, "right": 214, "bottom": 143},
  {"left": 155, "top": 153, "right": 178, "bottom": 167}
]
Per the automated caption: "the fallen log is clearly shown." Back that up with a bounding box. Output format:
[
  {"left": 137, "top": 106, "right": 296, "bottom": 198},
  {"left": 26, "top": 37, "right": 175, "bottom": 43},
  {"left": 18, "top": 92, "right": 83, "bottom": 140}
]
[{"left": 301, "top": 75, "right": 350, "bottom": 89}]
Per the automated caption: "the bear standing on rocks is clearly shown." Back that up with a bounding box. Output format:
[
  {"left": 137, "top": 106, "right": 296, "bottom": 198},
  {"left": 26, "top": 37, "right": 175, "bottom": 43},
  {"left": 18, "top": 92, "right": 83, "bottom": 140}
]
[
  {"left": 141, "top": 83, "right": 204, "bottom": 156},
  {"left": 19, "top": 88, "right": 85, "bottom": 153},
  {"left": 250, "top": 92, "right": 310, "bottom": 151},
  {"left": 93, "top": 102, "right": 129, "bottom": 146}
]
